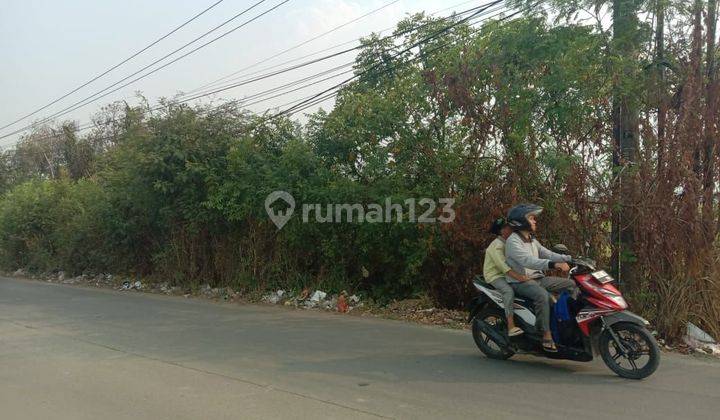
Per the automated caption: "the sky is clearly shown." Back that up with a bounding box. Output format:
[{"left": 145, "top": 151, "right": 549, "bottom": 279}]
[{"left": 0, "top": 0, "right": 510, "bottom": 148}]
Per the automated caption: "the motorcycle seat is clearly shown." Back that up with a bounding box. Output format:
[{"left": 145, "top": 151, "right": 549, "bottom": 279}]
[
  {"left": 513, "top": 296, "right": 535, "bottom": 309},
  {"left": 475, "top": 276, "right": 538, "bottom": 313},
  {"left": 473, "top": 276, "right": 495, "bottom": 290}
]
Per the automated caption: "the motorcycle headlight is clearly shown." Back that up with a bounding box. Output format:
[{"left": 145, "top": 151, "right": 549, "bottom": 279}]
[
  {"left": 608, "top": 294, "right": 627, "bottom": 308},
  {"left": 586, "top": 280, "right": 627, "bottom": 309}
]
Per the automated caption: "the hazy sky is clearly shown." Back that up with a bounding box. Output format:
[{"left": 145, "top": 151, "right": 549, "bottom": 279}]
[{"left": 0, "top": 0, "right": 502, "bottom": 148}]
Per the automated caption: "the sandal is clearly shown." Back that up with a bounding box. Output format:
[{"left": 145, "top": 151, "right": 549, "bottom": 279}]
[
  {"left": 508, "top": 327, "right": 524, "bottom": 337},
  {"left": 543, "top": 339, "right": 558, "bottom": 353}
]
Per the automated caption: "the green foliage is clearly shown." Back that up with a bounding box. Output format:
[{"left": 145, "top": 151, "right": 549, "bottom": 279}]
[
  {"left": 0, "top": 16, "right": 612, "bottom": 302},
  {"left": 0, "top": 178, "right": 113, "bottom": 273},
  {"left": 0, "top": 6, "right": 716, "bottom": 340}
]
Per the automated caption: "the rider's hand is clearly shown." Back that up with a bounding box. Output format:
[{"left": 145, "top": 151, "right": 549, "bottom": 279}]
[
  {"left": 521, "top": 275, "right": 532, "bottom": 282},
  {"left": 555, "top": 262, "right": 570, "bottom": 272}
]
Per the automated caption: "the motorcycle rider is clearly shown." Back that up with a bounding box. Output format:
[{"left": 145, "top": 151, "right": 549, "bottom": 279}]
[
  {"left": 482, "top": 217, "right": 531, "bottom": 337},
  {"left": 504, "top": 203, "right": 577, "bottom": 352}
]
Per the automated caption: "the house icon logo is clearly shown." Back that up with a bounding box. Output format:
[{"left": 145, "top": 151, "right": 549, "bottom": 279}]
[{"left": 264, "top": 191, "right": 295, "bottom": 230}]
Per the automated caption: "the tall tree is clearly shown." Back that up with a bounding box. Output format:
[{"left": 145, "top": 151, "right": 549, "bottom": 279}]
[
  {"left": 655, "top": 0, "right": 667, "bottom": 172},
  {"left": 611, "top": 0, "right": 643, "bottom": 284},
  {"left": 703, "top": 0, "right": 719, "bottom": 231}
]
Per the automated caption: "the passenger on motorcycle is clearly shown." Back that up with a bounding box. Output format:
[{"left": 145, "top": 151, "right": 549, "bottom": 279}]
[
  {"left": 482, "top": 217, "right": 531, "bottom": 337},
  {"left": 504, "top": 203, "right": 578, "bottom": 352}
]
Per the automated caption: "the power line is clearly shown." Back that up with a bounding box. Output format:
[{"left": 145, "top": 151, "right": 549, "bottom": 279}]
[
  {"left": 188, "top": 0, "right": 402, "bottom": 95},
  {"left": 178, "top": 2, "right": 508, "bottom": 103},
  {"left": 275, "top": 0, "right": 504, "bottom": 118},
  {"left": 241, "top": 3, "right": 516, "bottom": 112},
  {"left": 0, "top": 0, "right": 487, "bottom": 143},
  {"left": 220, "top": 1, "right": 535, "bottom": 118},
  {"left": 178, "top": 37, "right": 361, "bottom": 98},
  {"left": 182, "top": 0, "right": 495, "bottom": 98},
  {"left": 241, "top": 66, "right": 355, "bottom": 108},
  {"left": 65, "top": 62, "right": 355, "bottom": 136},
  {"left": 188, "top": 63, "right": 355, "bottom": 106},
  {"left": 176, "top": 46, "right": 359, "bottom": 103},
  {"left": 0, "top": 0, "right": 279, "bottom": 140},
  {"left": 0, "top": 0, "right": 227, "bottom": 133},
  {"left": 275, "top": 3, "right": 537, "bottom": 118},
  {"left": 1, "top": 1, "right": 515, "bottom": 148}
]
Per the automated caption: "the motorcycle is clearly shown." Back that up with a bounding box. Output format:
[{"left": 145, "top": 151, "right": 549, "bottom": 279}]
[{"left": 468, "top": 246, "right": 660, "bottom": 379}]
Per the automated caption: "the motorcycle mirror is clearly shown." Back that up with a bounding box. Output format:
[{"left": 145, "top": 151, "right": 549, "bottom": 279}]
[{"left": 552, "top": 244, "right": 570, "bottom": 255}]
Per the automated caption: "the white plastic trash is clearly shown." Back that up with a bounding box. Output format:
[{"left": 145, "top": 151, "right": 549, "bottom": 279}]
[
  {"left": 263, "top": 290, "right": 286, "bottom": 304},
  {"left": 310, "top": 290, "right": 327, "bottom": 302},
  {"left": 687, "top": 322, "right": 716, "bottom": 343}
]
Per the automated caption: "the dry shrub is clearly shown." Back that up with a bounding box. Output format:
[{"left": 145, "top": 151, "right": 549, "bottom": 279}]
[
  {"left": 427, "top": 186, "right": 514, "bottom": 309},
  {"left": 623, "top": 8, "right": 720, "bottom": 340}
]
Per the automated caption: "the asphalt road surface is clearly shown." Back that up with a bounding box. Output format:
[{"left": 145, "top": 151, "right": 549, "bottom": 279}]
[{"left": 1, "top": 277, "right": 718, "bottom": 420}]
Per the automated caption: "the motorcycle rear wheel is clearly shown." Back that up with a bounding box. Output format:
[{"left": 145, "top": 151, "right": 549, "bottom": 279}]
[
  {"left": 472, "top": 306, "right": 515, "bottom": 360},
  {"left": 599, "top": 322, "right": 660, "bottom": 379}
]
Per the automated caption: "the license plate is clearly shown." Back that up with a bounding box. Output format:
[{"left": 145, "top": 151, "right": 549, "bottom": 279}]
[{"left": 591, "top": 270, "right": 614, "bottom": 283}]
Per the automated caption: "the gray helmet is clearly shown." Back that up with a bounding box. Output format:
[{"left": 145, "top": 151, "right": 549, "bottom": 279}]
[{"left": 507, "top": 203, "right": 543, "bottom": 231}]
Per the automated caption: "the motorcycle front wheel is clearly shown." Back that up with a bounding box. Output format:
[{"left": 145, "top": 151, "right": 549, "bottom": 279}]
[
  {"left": 599, "top": 321, "right": 660, "bottom": 379},
  {"left": 471, "top": 306, "right": 515, "bottom": 360}
]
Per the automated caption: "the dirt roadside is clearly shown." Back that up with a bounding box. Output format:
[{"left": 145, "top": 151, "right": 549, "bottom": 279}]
[{"left": 3, "top": 269, "right": 714, "bottom": 358}]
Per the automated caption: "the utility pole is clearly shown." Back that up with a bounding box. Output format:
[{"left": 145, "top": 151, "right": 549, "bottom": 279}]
[
  {"left": 655, "top": 0, "right": 666, "bottom": 173},
  {"left": 611, "top": 0, "right": 642, "bottom": 285}
]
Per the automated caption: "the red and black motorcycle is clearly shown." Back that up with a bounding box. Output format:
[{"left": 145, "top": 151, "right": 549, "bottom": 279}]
[{"left": 469, "top": 249, "right": 660, "bottom": 379}]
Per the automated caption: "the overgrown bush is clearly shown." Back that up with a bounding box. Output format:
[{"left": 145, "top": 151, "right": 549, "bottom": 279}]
[
  {"left": 0, "top": 8, "right": 717, "bottom": 340},
  {"left": 0, "top": 178, "right": 113, "bottom": 273}
]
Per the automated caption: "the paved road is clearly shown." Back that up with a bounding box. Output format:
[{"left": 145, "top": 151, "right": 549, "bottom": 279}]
[{"left": 1, "top": 277, "right": 718, "bottom": 420}]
